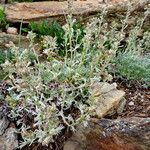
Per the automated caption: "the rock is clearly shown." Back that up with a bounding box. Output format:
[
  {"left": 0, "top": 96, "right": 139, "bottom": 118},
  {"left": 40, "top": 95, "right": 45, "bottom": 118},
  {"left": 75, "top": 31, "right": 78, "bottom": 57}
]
[
  {"left": 4, "top": 0, "right": 150, "bottom": 23},
  {"left": 0, "top": 116, "right": 9, "bottom": 135},
  {"left": 90, "top": 82, "right": 125, "bottom": 118},
  {"left": 128, "top": 101, "right": 134, "bottom": 106},
  {"left": 7, "top": 27, "right": 18, "bottom": 35},
  {"left": 91, "top": 82, "right": 118, "bottom": 94},
  {"left": 0, "top": 127, "right": 18, "bottom": 150},
  {"left": 64, "top": 141, "right": 83, "bottom": 150},
  {"left": 0, "top": 0, "right": 5, "bottom": 4},
  {"left": 5, "top": 0, "right": 102, "bottom": 23},
  {"left": 0, "top": 112, "right": 18, "bottom": 150},
  {"left": 64, "top": 117, "right": 150, "bottom": 150},
  {"left": 0, "top": 32, "right": 29, "bottom": 49},
  {"left": 116, "top": 97, "right": 126, "bottom": 114}
]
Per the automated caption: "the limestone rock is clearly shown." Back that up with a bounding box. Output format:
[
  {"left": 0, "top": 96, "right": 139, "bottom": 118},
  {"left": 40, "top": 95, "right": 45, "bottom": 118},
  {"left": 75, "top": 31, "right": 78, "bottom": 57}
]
[
  {"left": 0, "top": 0, "right": 5, "bottom": 4},
  {"left": 0, "top": 116, "right": 9, "bottom": 135},
  {"left": 0, "top": 32, "right": 29, "bottom": 49},
  {"left": 0, "top": 127, "right": 18, "bottom": 150},
  {"left": 64, "top": 117, "right": 150, "bottom": 150},
  {"left": 4, "top": 0, "right": 150, "bottom": 23},
  {"left": 64, "top": 141, "right": 83, "bottom": 150},
  {"left": 90, "top": 82, "right": 125, "bottom": 118},
  {"left": 7, "top": 27, "right": 18, "bottom": 35},
  {"left": 0, "top": 112, "right": 18, "bottom": 150},
  {"left": 128, "top": 101, "right": 134, "bottom": 106},
  {"left": 5, "top": 0, "right": 102, "bottom": 23}
]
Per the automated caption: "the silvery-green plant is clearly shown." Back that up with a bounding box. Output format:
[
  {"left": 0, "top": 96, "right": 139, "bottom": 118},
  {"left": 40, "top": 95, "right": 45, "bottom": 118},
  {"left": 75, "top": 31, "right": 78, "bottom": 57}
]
[
  {"left": 111, "top": 7, "right": 150, "bottom": 86},
  {"left": 1, "top": 12, "right": 118, "bottom": 147}
]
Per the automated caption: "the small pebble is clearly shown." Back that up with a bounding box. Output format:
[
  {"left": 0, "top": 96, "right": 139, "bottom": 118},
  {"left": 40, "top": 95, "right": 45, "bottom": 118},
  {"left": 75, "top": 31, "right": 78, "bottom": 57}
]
[
  {"left": 7, "top": 27, "right": 18, "bottom": 35},
  {"left": 128, "top": 101, "right": 134, "bottom": 106}
]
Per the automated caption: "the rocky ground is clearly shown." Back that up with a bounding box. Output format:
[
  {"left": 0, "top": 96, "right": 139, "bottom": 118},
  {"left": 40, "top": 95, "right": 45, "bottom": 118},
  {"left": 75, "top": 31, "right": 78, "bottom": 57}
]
[
  {"left": 116, "top": 79, "right": 150, "bottom": 118},
  {"left": 63, "top": 79, "right": 150, "bottom": 150},
  {"left": 0, "top": 79, "right": 149, "bottom": 150}
]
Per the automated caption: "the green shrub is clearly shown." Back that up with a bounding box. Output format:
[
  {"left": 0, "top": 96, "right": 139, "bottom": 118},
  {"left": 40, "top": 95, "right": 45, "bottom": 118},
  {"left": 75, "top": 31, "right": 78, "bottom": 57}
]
[
  {"left": 29, "top": 21, "right": 65, "bottom": 41},
  {"left": 27, "top": 20, "right": 86, "bottom": 57},
  {"left": 111, "top": 21, "right": 150, "bottom": 86},
  {"left": 114, "top": 53, "right": 150, "bottom": 86},
  {"left": 0, "top": 49, "right": 13, "bottom": 64},
  {"left": 107, "top": 7, "right": 150, "bottom": 87},
  {"left": 140, "top": 31, "right": 150, "bottom": 54},
  {"left": 0, "top": 8, "right": 7, "bottom": 28}
]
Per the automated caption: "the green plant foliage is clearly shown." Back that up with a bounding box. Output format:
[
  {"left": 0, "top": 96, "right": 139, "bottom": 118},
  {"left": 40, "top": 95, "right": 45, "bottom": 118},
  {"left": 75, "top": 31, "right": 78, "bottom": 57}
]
[
  {"left": 114, "top": 53, "right": 150, "bottom": 86},
  {"left": 140, "top": 31, "right": 150, "bottom": 54},
  {"left": 111, "top": 22, "right": 150, "bottom": 86},
  {"left": 0, "top": 8, "right": 7, "bottom": 28},
  {"left": 0, "top": 49, "right": 13, "bottom": 64},
  {"left": 106, "top": 7, "right": 150, "bottom": 87},
  {"left": 0, "top": 49, "right": 13, "bottom": 80},
  {"left": 28, "top": 20, "right": 86, "bottom": 56},
  {"left": 29, "top": 20, "right": 65, "bottom": 42}
]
